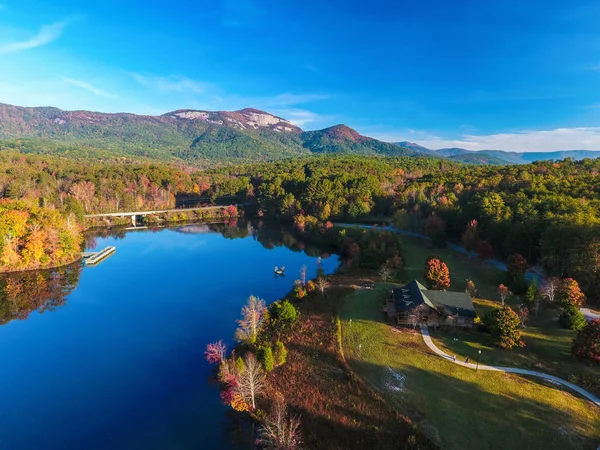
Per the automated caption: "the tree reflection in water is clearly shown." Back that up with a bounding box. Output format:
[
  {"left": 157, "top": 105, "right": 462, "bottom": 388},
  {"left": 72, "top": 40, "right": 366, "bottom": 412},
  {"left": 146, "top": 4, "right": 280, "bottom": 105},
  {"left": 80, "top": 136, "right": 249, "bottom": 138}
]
[{"left": 0, "top": 262, "right": 82, "bottom": 326}]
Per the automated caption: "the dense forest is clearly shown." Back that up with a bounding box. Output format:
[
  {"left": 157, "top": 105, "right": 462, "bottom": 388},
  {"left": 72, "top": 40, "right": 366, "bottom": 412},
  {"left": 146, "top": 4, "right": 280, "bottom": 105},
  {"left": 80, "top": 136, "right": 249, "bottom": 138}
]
[
  {"left": 0, "top": 151, "right": 599, "bottom": 300},
  {"left": 0, "top": 199, "right": 82, "bottom": 272}
]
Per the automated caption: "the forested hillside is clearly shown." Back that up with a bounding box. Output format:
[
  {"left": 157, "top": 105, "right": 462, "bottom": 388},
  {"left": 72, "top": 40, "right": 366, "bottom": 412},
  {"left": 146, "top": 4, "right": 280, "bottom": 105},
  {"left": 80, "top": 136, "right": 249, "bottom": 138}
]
[
  {"left": 0, "top": 103, "right": 417, "bottom": 164},
  {"left": 1, "top": 152, "right": 600, "bottom": 300}
]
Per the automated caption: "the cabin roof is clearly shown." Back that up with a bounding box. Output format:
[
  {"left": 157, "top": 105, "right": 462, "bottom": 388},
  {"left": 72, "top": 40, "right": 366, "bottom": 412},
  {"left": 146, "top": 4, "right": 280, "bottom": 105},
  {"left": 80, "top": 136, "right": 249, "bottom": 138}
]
[{"left": 392, "top": 280, "right": 477, "bottom": 318}]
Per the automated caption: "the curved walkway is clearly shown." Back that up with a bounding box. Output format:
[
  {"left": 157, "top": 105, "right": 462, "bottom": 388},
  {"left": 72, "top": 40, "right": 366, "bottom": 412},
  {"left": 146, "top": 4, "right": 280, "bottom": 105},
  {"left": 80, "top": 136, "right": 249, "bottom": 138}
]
[{"left": 419, "top": 325, "right": 600, "bottom": 407}]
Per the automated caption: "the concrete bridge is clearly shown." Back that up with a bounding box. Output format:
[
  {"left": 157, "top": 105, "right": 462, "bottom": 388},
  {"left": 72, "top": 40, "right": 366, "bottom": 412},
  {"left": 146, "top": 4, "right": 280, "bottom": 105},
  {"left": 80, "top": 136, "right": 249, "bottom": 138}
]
[{"left": 85, "top": 204, "right": 245, "bottom": 226}]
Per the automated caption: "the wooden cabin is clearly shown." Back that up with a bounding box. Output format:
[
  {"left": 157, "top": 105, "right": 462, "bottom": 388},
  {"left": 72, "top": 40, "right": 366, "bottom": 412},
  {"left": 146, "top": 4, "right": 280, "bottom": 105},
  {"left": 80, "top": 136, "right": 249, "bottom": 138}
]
[{"left": 385, "top": 280, "right": 477, "bottom": 327}]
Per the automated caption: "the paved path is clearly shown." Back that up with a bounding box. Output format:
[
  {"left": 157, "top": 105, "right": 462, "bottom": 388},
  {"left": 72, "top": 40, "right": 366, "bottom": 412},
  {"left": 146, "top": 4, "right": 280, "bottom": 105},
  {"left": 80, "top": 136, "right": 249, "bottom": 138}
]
[{"left": 419, "top": 325, "right": 600, "bottom": 407}]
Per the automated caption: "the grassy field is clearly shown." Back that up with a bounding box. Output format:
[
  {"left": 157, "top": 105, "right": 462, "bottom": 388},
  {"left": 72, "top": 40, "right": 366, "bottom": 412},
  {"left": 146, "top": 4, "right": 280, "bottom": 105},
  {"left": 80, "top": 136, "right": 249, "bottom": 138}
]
[
  {"left": 339, "top": 284, "right": 600, "bottom": 450},
  {"left": 400, "top": 236, "right": 600, "bottom": 394}
]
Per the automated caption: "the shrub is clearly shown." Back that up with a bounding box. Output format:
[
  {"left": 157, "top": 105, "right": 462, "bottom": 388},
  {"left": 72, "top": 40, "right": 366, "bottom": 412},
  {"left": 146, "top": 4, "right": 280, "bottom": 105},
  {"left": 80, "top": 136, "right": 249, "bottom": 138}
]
[
  {"left": 294, "top": 285, "right": 307, "bottom": 300},
  {"left": 258, "top": 346, "right": 275, "bottom": 372},
  {"left": 235, "top": 356, "right": 246, "bottom": 374},
  {"left": 571, "top": 320, "right": 600, "bottom": 364},
  {"left": 524, "top": 280, "right": 538, "bottom": 308},
  {"left": 274, "top": 340, "right": 288, "bottom": 366},
  {"left": 269, "top": 300, "right": 299, "bottom": 330},
  {"left": 559, "top": 305, "right": 587, "bottom": 330}
]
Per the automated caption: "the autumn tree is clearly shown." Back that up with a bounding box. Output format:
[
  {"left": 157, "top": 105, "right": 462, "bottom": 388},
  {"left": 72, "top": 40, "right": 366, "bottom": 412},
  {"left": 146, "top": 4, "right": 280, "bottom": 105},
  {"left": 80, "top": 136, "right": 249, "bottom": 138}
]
[
  {"left": 235, "top": 295, "right": 267, "bottom": 345},
  {"left": 506, "top": 253, "right": 528, "bottom": 294},
  {"left": 465, "top": 279, "right": 478, "bottom": 298},
  {"left": 556, "top": 278, "right": 586, "bottom": 308},
  {"left": 571, "top": 320, "right": 600, "bottom": 364},
  {"left": 476, "top": 240, "right": 494, "bottom": 260},
  {"left": 236, "top": 352, "right": 266, "bottom": 410},
  {"left": 497, "top": 284, "right": 511, "bottom": 306},
  {"left": 205, "top": 340, "right": 227, "bottom": 364},
  {"left": 424, "top": 257, "right": 450, "bottom": 290},
  {"left": 483, "top": 306, "right": 524, "bottom": 350},
  {"left": 257, "top": 393, "right": 302, "bottom": 450}
]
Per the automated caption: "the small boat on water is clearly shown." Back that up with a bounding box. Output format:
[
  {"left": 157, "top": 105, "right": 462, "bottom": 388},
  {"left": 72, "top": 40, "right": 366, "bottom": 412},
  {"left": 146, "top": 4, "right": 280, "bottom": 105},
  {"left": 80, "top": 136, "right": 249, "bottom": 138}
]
[{"left": 274, "top": 266, "right": 286, "bottom": 275}]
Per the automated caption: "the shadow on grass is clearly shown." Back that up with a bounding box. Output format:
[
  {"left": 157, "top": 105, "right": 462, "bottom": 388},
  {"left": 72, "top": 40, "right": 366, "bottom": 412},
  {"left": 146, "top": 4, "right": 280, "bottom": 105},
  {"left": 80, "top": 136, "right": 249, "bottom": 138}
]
[{"left": 343, "top": 357, "right": 599, "bottom": 450}]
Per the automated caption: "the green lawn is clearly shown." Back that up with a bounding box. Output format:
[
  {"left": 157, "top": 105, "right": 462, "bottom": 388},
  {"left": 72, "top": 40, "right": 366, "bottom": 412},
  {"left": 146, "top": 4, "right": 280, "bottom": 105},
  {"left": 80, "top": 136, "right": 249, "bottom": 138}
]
[
  {"left": 400, "top": 236, "right": 600, "bottom": 393},
  {"left": 339, "top": 284, "right": 600, "bottom": 450},
  {"left": 401, "top": 236, "right": 505, "bottom": 298}
]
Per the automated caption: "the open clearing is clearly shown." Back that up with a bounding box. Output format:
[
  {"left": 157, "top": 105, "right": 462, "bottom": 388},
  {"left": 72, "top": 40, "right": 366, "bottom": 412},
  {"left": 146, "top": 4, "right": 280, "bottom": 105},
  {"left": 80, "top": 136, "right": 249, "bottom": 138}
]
[
  {"left": 339, "top": 284, "right": 600, "bottom": 450},
  {"left": 401, "top": 236, "right": 600, "bottom": 395}
]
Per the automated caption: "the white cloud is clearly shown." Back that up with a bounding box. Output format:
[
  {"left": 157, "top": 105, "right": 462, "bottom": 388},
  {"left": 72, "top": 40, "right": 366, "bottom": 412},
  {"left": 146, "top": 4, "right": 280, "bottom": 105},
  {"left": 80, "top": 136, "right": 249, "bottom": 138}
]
[
  {"left": 263, "top": 93, "right": 329, "bottom": 107},
  {"left": 0, "top": 21, "right": 67, "bottom": 54},
  {"left": 62, "top": 77, "right": 118, "bottom": 99},
  {"left": 271, "top": 108, "right": 320, "bottom": 127},
  {"left": 128, "top": 72, "right": 215, "bottom": 95},
  {"left": 377, "top": 127, "right": 600, "bottom": 152}
]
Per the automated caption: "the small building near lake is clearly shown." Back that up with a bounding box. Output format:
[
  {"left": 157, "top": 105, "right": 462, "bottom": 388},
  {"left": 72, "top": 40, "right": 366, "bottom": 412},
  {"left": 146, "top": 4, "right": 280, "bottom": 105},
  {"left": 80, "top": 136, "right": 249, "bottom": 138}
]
[{"left": 385, "top": 280, "right": 477, "bottom": 327}]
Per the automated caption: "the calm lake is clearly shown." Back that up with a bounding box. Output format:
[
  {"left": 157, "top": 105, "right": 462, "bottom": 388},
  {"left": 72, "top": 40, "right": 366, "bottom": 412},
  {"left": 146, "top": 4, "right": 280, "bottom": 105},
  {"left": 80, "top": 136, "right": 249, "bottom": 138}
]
[{"left": 0, "top": 221, "right": 339, "bottom": 450}]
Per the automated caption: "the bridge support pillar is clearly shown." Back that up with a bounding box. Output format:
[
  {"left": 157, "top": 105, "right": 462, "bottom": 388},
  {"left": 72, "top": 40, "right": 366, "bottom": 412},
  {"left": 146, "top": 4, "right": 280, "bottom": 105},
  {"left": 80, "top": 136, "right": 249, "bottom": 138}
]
[{"left": 131, "top": 215, "right": 136, "bottom": 227}]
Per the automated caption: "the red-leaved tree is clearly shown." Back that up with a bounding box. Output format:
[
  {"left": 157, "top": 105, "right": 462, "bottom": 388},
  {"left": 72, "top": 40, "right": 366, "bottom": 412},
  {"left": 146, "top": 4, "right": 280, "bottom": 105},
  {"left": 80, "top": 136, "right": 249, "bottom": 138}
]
[
  {"left": 507, "top": 254, "right": 528, "bottom": 278},
  {"left": 497, "top": 284, "right": 511, "bottom": 306},
  {"left": 205, "top": 340, "right": 227, "bottom": 364},
  {"left": 476, "top": 240, "right": 494, "bottom": 260},
  {"left": 424, "top": 257, "right": 450, "bottom": 290}
]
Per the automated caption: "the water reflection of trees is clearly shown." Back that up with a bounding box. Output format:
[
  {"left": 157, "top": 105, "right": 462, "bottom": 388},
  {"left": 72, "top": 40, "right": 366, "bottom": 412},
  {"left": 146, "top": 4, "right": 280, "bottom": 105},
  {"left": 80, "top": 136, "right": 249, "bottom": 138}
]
[
  {"left": 204, "top": 220, "right": 335, "bottom": 258},
  {"left": 248, "top": 221, "right": 333, "bottom": 258},
  {"left": 0, "top": 262, "right": 82, "bottom": 326}
]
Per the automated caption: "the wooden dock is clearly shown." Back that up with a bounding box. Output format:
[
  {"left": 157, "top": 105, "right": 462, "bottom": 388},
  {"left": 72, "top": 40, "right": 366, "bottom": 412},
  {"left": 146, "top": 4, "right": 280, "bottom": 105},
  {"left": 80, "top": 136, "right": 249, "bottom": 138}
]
[{"left": 82, "top": 246, "right": 116, "bottom": 266}]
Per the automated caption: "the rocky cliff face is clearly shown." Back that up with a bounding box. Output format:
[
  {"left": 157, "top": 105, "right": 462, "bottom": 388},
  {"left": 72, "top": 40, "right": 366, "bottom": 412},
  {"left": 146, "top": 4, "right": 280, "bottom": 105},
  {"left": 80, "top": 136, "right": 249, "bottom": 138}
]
[{"left": 165, "top": 108, "right": 302, "bottom": 133}]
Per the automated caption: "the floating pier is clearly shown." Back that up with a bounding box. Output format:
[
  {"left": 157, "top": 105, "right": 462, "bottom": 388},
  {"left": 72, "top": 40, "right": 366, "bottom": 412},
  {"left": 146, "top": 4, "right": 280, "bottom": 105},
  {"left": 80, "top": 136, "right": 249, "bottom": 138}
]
[{"left": 82, "top": 246, "right": 116, "bottom": 266}]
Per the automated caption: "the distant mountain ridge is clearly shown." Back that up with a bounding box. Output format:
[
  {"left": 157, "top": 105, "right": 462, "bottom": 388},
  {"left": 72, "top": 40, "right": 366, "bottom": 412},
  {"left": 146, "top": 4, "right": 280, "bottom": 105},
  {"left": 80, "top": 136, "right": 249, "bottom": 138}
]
[
  {"left": 1, "top": 102, "right": 597, "bottom": 165},
  {"left": 396, "top": 141, "right": 600, "bottom": 164},
  {"left": 0, "top": 102, "right": 418, "bottom": 163}
]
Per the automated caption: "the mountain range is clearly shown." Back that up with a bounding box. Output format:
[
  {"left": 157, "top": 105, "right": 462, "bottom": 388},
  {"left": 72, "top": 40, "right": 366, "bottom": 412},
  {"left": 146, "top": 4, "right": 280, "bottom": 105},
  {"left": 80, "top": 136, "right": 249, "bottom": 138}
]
[
  {"left": 1, "top": 102, "right": 599, "bottom": 165},
  {"left": 0, "top": 103, "right": 417, "bottom": 164},
  {"left": 396, "top": 141, "right": 600, "bottom": 165}
]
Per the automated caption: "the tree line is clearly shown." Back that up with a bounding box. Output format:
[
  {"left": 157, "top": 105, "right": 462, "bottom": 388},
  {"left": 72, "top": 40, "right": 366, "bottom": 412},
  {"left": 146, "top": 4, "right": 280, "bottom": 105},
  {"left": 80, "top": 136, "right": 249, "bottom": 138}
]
[{"left": 1, "top": 151, "right": 600, "bottom": 301}]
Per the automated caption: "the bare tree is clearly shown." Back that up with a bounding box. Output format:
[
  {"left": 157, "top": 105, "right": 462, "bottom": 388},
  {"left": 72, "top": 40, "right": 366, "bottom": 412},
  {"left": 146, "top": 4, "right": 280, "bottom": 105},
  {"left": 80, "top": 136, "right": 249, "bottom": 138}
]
[
  {"left": 257, "top": 392, "right": 302, "bottom": 450},
  {"left": 315, "top": 277, "right": 330, "bottom": 297},
  {"left": 378, "top": 265, "right": 392, "bottom": 282},
  {"left": 299, "top": 265, "right": 307, "bottom": 286},
  {"left": 69, "top": 181, "right": 96, "bottom": 212},
  {"left": 540, "top": 278, "right": 559, "bottom": 304},
  {"left": 235, "top": 295, "right": 267, "bottom": 344},
  {"left": 236, "top": 352, "right": 266, "bottom": 410}
]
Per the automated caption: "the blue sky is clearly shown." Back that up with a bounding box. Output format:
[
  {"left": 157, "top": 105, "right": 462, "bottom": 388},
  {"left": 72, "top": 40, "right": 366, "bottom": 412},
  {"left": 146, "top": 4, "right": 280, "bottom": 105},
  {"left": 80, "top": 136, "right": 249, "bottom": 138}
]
[{"left": 2, "top": 0, "right": 600, "bottom": 151}]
